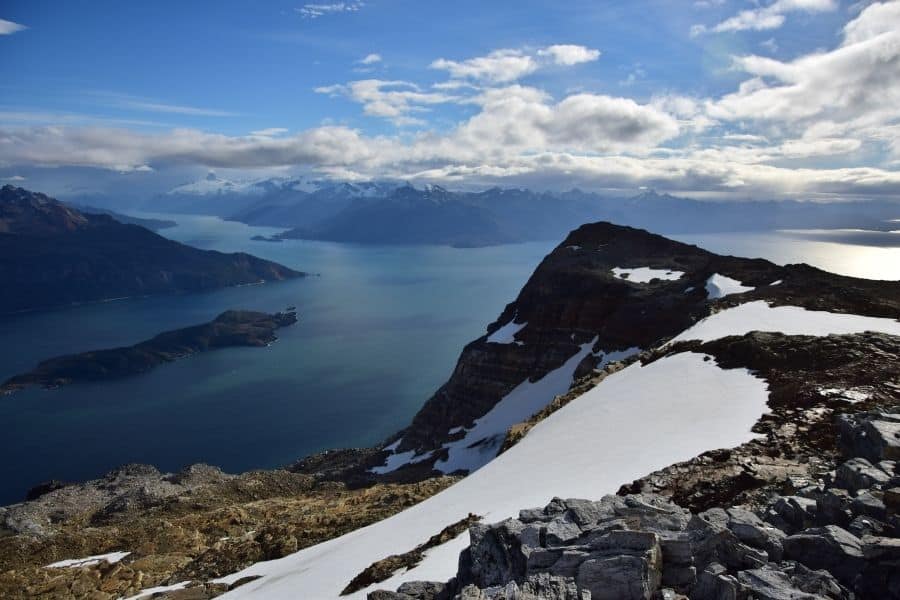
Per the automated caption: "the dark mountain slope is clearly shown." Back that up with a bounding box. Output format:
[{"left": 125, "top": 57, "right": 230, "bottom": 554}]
[
  {"left": 374, "top": 221, "right": 900, "bottom": 472},
  {"left": 0, "top": 186, "right": 303, "bottom": 314},
  {"left": 279, "top": 185, "right": 516, "bottom": 247}
]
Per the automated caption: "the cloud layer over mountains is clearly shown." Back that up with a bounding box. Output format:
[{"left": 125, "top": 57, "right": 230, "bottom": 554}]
[{"left": 1, "top": 2, "right": 899, "bottom": 199}]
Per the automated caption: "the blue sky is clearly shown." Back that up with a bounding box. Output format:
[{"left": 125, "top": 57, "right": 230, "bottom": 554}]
[{"left": 1, "top": 1, "right": 899, "bottom": 200}]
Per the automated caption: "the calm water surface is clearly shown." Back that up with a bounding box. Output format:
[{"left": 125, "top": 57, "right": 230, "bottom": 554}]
[{"left": 0, "top": 217, "right": 897, "bottom": 504}]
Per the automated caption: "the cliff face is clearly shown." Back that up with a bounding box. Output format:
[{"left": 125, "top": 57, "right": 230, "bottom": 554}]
[
  {"left": 384, "top": 222, "right": 900, "bottom": 473},
  {"left": 0, "top": 186, "right": 304, "bottom": 314}
]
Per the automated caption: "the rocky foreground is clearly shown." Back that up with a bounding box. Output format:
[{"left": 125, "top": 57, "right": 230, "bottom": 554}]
[
  {"left": 1, "top": 310, "right": 298, "bottom": 394},
  {"left": 0, "top": 464, "right": 458, "bottom": 598},
  {"left": 370, "top": 407, "right": 900, "bottom": 599}
]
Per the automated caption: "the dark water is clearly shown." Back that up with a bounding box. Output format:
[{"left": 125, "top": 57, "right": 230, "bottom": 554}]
[
  {"left": 0, "top": 215, "right": 555, "bottom": 504},
  {"left": 1, "top": 216, "right": 898, "bottom": 505}
]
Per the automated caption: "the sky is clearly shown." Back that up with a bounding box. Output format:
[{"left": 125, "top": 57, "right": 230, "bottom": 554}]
[{"left": 1, "top": 0, "right": 899, "bottom": 201}]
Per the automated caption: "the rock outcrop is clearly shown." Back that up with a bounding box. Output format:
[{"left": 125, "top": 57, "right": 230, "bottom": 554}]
[{"left": 371, "top": 408, "right": 900, "bottom": 599}]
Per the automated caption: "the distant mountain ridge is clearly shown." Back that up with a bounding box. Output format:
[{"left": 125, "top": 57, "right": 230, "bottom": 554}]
[{"left": 0, "top": 186, "right": 304, "bottom": 314}]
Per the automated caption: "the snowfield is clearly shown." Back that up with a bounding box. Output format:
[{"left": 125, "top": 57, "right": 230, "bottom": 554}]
[
  {"left": 611, "top": 266, "right": 684, "bottom": 283},
  {"left": 705, "top": 273, "right": 754, "bottom": 299},
  {"left": 187, "top": 299, "right": 899, "bottom": 600},
  {"left": 217, "top": 352, "right": 769, "bottom": 599},
  {"left": 671, "top": 300, "right": 900, "bottom": 344}
]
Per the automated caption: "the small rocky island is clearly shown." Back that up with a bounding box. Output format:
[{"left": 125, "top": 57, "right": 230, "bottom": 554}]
[{"left": 0, "top": 310, "right": 298, "bottom": 394}]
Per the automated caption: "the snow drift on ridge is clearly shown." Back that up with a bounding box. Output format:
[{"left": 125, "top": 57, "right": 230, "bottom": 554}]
[{"left": 216, "top": 352, "right": 769, "bottom": 599}]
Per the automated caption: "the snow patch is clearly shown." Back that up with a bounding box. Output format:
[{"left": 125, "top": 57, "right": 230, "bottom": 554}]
[
  {"left": 705, "top": 274, "right": 754, "bottom": 299},
  {"left": 45, "top": 551, "right": 130, "bottom": 569},
  {"left": 370, "top": 448, "right": 432, "bottom": 475},
  {"left": 612, "top": 267, "right": 684, "bottom": 283},
  {"left": 818, "top": 387, "right": 872, "bottom": 403},
  {"left": 434, "top": 337, "right": 598, "bottom": 475},
  {"left": 594, "top": 347, "right": 641, "bottom": 371},
  {"left": 121, "top": 581, "right": 191, "bottom": 600},
  {"left": 448, "top": 426, "right": 465, "bottom": 435},
  {"left": 671, "top": 300, "right": 900, "bottom": 344},
  {"left": 565, "top": 245, "right": 582, "bottom": 251},
  {"left": 769, "top": 280, "right": 783, "bottom": 286},
  {"left": 486, "top": 320, "right": 527, "bottom": 344},
  {"left": 216, "top": 352, "right": 769, "bottom": 600}
]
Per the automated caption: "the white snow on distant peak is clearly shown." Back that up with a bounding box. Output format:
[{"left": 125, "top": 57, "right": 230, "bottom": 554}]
[
  {"left": 168, "top": 172, "right": 267, "bottom": 196},
  {"left": 486, "top": 319, "right": 527, "bottom": 344},
  {"left": 434, "top": 337, "right": 598, "bottom": 475},
  {"left": 671, "top": 300, "right": 900, "bottom": 344},
  {"left": 705, "top": 274, "right": 754, "bottom": 299},
  {"left": 565, "top": 245, "right": 582, "bottom": 251},
  {"left": 448, "top": 426, "right": 465, "bottom": 435},
  {"left": 288, "top": 178, "right": 323, "bottom": 193},
  {"left": 121, "top": 581, "right": 191, "bottom": 600},
  {"left": 216, "top": 352, "right": 769, "bottom": 599},
  {"left": 611, "top": 267, "right": 684, "bottom": 283},
  {"left": 769, "top": 280, "right": 783, "bottom": 286},
  {"left": 45, "top": 551, "right": 130, "bottom": 569}
]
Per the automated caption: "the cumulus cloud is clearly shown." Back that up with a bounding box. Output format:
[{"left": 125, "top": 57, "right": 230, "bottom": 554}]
[
  {"left": 3, "top": 7, "right": 900, "bottom": 200},
  {"left": 431, "top": 44, "right": 600, "bottom": 83},
  {"left": 359, "top": 53, "right": 382, "bottom": 65},
  {"left": 431, "top": 49, "right": 538, "bottom": 83},
  {"left": 315, "top": 79, "right": 457, "bottom": 125},
  {"left": 0, "top": 18, "right": 26, "bottom": 35},
  {"left": 691, "top": 0, "right": 837, "bottom": 36},
  {"left": 536, "top": 44, "right": 601, "bottom": 66},
  {"left": 708, "top": 0, "right": 900, "bottom": 139}
]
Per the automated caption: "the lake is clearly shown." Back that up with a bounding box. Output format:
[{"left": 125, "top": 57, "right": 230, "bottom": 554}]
[{"left": 1, "top": 217, "right": 898, "bottom": 504}]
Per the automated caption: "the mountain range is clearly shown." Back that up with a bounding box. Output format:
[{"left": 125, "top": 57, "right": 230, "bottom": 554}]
[
  {"left": 0, "top": 186, "right": 303, "bottom": 314},
  {"left": 52, "top": 173, "right": 900, "bottom": 248}
]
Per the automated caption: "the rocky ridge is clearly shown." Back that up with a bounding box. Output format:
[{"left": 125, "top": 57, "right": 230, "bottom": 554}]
[{"left": 358, "top": 222, "right": 900, "bottom": 481}]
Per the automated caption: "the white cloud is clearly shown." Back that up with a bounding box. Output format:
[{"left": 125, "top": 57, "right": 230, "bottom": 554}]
[
  {"left": 430, "top": 44, "right": 601, "bottom": 83},
  {"left": 296, "top": 2, "right": 364, "bottom": 19},
  {"left": 536, "top": 44, "right": 601, "bottom": 66},
  {"left": 760, "top": 38, "right": 779, "bottom": 53},
  {"left": 315, "top": 79, "right": 457, "bottom": 125},
  {"left": 431, "top": 49, "right": 538, "bottom": 83},
  {"left": 0, "top": 18, "right": 26, "bottom": 35},
  {"left": 708, "top": 1, "right": 900, "bottom": 138},
  {"left": 359, "top": 53, "right": 382, "bottom": 65},
  {"left": 2, "top": 175, "right": 26, "bottom": 181},
  {"left": 691, "top": 0, "right": 837, "bottom": 35},
  {"left": 3, "top": 7, "right": 899, "bottom": 200}
]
